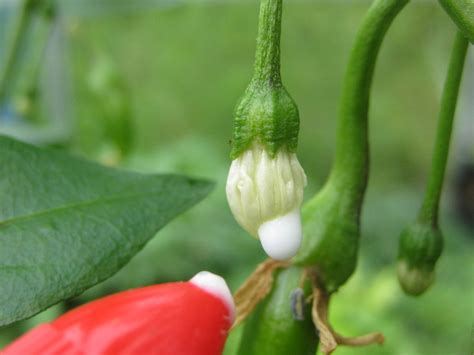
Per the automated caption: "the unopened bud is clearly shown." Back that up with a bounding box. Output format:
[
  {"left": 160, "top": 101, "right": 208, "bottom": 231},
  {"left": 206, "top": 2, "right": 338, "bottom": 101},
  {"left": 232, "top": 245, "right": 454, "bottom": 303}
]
[{"left": 226, "top": 144, "right": 307, "bottom": 260}]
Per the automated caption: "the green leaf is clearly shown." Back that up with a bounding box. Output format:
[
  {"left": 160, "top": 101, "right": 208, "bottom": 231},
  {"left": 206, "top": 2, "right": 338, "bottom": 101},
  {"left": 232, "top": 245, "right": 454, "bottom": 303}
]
[
  {"left": 439, "top": 0, "right": 474, "bottom": 43},
  {"left": 0, "top": 135, "right": 213, "bottom": 326}
]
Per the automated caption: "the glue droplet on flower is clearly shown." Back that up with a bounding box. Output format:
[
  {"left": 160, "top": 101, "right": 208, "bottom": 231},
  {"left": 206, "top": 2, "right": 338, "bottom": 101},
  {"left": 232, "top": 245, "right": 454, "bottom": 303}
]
[
  {"left": 258, "top": 209, "right": 302, "bottom": 260},
  {"left": 226, "top": 144, "right": 307, "bottom": 260}
]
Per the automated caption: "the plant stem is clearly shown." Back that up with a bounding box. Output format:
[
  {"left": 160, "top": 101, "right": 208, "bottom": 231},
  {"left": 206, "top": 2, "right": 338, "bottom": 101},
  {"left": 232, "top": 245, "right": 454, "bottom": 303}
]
[
  {"left": 252, "top": 0, "right": 282, "bottom": 86},
  {"left": 294, "top": 0, "right": 410, "bottom": 290},
  {"left": 230, "top": 0, "right": 299, "bottom": 158},
  {"left": 418, "top": 31, "right": 469, "bottom": 225},
  {"left": 328, "top": 0, "right": 410, "bottom": 212},
  {"left": 0, "top": 0, "right": 37, "bottom": 105}
]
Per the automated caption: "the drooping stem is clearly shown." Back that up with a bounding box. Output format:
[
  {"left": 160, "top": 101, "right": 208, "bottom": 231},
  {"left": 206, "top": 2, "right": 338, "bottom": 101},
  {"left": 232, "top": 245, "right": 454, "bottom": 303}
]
[
  {"left": 294, "top": 0, "right": 410, "bottom": 289},
  {"left": 418, "top": 31, "right": 468, "bottom": 225},
  {"left": 328, "top": 0, "right": 410, "bottom": 212},
  {"left": 252, "top": 0, "right": 282, "bottom": 86},
  {"left": 0, "top": 0, "right": 36, "bottom": 105}
]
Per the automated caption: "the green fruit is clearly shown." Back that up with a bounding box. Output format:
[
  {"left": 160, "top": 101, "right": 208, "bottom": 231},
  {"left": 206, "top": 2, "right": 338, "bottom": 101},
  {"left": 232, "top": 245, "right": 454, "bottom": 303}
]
[{"left": 236, "top": 267, "right": 318, "bottom": 355}]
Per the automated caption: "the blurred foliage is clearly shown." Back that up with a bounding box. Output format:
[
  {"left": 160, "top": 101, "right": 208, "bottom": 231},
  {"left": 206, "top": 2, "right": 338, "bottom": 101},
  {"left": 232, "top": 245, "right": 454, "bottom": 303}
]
[{"left": 0, "top": 1, "right": 473, "bottom": 354}]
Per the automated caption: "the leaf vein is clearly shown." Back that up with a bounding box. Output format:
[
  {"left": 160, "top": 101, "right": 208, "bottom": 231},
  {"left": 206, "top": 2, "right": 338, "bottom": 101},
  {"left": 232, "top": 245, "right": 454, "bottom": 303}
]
[{"left": 0, "top": 189, "right": 173, "bottom": 227}]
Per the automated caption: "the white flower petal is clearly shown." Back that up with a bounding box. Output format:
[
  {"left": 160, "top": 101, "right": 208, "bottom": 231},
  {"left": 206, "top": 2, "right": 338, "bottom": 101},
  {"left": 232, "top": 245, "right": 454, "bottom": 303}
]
[{"left": 226, "top": 143, "right": 307, "bottom": 259}]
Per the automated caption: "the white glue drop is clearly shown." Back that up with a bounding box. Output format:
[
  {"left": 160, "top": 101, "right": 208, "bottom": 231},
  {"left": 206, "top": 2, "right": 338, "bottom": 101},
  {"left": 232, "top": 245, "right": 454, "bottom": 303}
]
[
  {"left": 257, "top": 210, "right": 302, "bottom": 260},
  {"left": 190, "top": 271, "right": 236, "bottom": 322}
]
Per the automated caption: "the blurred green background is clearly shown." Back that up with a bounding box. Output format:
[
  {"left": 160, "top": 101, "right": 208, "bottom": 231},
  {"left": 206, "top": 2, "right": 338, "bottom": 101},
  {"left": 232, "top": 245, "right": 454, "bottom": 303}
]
[{"left": 0, "top": 0, "right": 473, "bottom": 354}]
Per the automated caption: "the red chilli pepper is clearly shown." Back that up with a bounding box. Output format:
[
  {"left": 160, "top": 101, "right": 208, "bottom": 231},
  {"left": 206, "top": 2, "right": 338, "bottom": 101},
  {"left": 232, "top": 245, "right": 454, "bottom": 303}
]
[{"left": 2, "top": 272, "right": 235, "bottom": 355}]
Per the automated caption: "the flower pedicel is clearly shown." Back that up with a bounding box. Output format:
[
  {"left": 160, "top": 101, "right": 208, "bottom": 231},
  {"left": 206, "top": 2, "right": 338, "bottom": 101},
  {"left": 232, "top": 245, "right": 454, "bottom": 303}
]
[{"left": 226, "top": 0, "right": 306, "bottom": 261}]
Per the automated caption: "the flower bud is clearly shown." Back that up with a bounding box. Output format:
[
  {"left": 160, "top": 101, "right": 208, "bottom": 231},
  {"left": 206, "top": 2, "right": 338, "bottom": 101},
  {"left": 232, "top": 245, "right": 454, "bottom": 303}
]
[
  {"left": 226, "top": 144, "right": 307, "bottom": 260},
  {"left": 396, "top": 222, "right": 443, "bottom": 296},
  {"left": 397, "top": 260, "right": 435, "bottom": 296}
]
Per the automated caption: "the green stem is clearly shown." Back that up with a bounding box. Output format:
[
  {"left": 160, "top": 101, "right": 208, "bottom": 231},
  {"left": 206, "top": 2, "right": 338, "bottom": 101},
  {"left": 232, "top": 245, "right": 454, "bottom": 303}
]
[
  {"left": 418, "top": 31, "right": 468, "bottom": 225},
  {"left": 230, "top": 0, "right": 298, "bottom": 158},
  {"left": 0, "top": 0, "right": 37, "bottom": 105},
  {"left": 294, "top": 0, "right": 410, "bottom": 290},
  {"left": 328, "top": 0, "right": 410, "bottom": 212},
  {"left": 252, "top": 0, "right": 282, "bottom": 86}
]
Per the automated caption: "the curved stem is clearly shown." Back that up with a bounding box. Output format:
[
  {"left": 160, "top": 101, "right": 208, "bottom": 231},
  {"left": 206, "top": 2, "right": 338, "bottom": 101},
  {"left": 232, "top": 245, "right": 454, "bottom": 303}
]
[
  {"left": 252, "top": 0, "right": 282, "bottom": 86},
  {"left": 418, "top": 31, "right": 468, "bottom": 225},
  {"left": 328, "top": 0, "right": 409, "bottom": 212},
  {"left": 0, "top": 0, "right": 36, "bottom": 105}
]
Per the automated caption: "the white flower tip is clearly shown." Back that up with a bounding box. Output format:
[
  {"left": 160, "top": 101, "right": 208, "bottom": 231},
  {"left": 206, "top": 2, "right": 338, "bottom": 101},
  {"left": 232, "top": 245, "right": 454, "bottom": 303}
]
[
  {"left": 257, "top": 210, "right": 302, "bottom": 260},
  {"left": 190, "top": 271, "right": 236, "bottom": 322},
  {"left": 226, "top": 144, "right": 307, "bottom": 239}
]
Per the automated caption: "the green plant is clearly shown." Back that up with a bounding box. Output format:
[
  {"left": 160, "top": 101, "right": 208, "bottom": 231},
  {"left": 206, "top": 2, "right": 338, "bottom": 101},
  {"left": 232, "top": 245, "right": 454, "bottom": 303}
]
[
  {"left": 397, "top": 31, "right": 468, "bottom": 296},
  {"left": 0, "top": 0, "right": 54, "bottom": 105},
  {"left": 293, "top": 0, "right": 410, "bottom": 293},
  {"left": 226, "top": 0, "right": 306, "bottom": 261},
  {"left": 226, "top": 0, "right": 470, "bottom": 353},
  {"left": 0, "top": 0, "right": 471, "bottom": 353},
  {"left": 439, "top": 0, "right": 474, "bottom": 43}
]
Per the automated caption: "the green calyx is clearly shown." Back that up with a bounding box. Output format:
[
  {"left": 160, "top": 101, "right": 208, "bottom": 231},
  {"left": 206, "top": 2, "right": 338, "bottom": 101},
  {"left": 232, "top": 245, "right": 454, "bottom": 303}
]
[
  {"left": 396, "top": 31, "right": 468, "bottom": 296},
  {"left": 293, "top": 0, "right": 409, "bottom": 293},
  {"left": 438, "top": 0, "right": 474, "bottom": 43},
  {"left": 236, "top": 267, "right": 318, "bottom": 355},
  {"left": 230, "top": 0, "right": 299, "bottom": 159},
  {"left": 397, "top": 223, "right": 443, "bottom": 296},
  {"left": 231, "top": 83, "right": 299, "bottom": 159}
]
